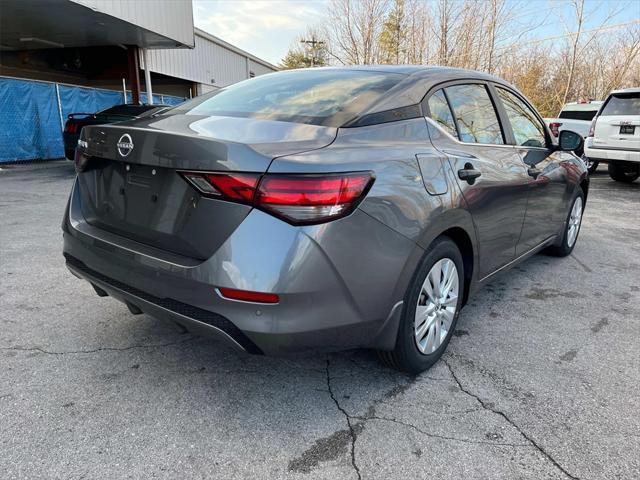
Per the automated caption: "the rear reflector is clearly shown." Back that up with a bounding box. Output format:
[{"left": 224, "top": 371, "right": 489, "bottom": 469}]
[
  {"left": 179, "top": 171, "right": 374, "bottom": 225},
  {"left": 218, "top": 287, "right": 279, "bottom": 304}
]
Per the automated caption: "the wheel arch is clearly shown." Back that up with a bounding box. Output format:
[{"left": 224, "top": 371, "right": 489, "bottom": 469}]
[{"left": 437, "top": 226, "right": 474, "bottom": 306}]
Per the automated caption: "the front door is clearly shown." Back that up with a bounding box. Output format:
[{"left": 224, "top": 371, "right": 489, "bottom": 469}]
[{"left": 492, "top": 86, "right": 569, "bottom": 254}]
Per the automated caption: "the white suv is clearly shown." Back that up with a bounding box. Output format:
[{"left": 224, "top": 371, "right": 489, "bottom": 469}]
[{"left": 584, "top": 88, "right": 640, "bottom": 183}]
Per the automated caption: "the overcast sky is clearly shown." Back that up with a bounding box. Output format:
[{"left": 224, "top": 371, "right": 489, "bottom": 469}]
[{"left": 192, "top": 0, "right": 638, "bottom": 66}]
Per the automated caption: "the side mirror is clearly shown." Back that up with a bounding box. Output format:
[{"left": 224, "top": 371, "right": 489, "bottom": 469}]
[{"left": 558, "top": 130, "right": 583, "bottom": 152}]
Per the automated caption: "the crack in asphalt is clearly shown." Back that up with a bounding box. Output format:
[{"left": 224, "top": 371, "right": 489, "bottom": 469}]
[
  {"left": 357, "top": 414, "right": 530, "bottom": 448},
  {"left": 0, "top": 336, "right": 194, "bottom": 356},
  {"left": 326, "top": 355, "right": 362, "bottom": 480},
  {"left": 442, "top": 357, "right": 581, "bottom": 480}
]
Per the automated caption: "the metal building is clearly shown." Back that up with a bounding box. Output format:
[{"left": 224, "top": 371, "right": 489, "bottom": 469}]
[
  {"left": 145, "top": 28, "right": 277, "bottom": 95},
  {"left": 0, "top": 0, "right": 276, "bottom": 99},
  {"left": 0, "top": 0, "right": 277, "bottom": 162}
]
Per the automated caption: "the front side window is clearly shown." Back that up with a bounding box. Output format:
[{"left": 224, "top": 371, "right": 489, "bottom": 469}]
[
  {"left": 496, "top": 88, "right": 546, "bottom": 148},
  {"left": 427, "top": 89, "right": 458, "bottom": 137},
  {"left": 169, "top": 69, "right": 405, "bottom": 127},
  {"left": 444, "top": 84, "right": 504, "bottom": 144}
]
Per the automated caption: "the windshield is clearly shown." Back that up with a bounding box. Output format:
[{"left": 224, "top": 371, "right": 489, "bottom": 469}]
[
  {"left": 170, "top": 69, "right": 405, "bottom": 126},
  {"left": 601, "top": 93, "right": 640, "bottom": 116}
]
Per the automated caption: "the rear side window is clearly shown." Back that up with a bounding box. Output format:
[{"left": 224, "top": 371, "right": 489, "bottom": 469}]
[
  {"left": 444, "top": 84, "right": 504, "bottom": 144},
  {"left": 427, "top": 90, "right": 458, "bottom": 137},
  {"left": 601, "top": 93, "right": 640, "bottom": 116},
  {"left": 558, "top": 109, "right": 598, "bottom": 121},
  {"left": 496, "top": 88, "right": 546, "bottom": 148},
  {"left": 170, "top": 69, "right": 405, "bottom": 127}
]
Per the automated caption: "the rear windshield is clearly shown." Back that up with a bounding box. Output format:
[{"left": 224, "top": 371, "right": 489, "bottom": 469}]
[
  {"left": 558, "top": 109, "right": 598, "bottom": 121},
  {"left": 170, "top": 69, "right": 405, "bottom": 126},
  {"left": 601, "top": 93, "right": 640, "bottom": 116}
]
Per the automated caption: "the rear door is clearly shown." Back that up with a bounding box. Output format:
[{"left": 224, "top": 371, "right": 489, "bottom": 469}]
[
  {"left": 593, "top": 91, "right": 640, "bottom": 151},
  {"left": 424, "top": 83, "right": 530, "bottom": 279}
]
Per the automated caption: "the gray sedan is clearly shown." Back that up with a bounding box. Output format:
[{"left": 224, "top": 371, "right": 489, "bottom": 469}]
[{"left": 64, "top": 66, "right": 588, "bottom": 373}]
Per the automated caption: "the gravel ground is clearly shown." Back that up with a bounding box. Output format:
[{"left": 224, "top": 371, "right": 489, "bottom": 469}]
[{"left": 1, "top": 160, "right": 638, "bottom": 480}]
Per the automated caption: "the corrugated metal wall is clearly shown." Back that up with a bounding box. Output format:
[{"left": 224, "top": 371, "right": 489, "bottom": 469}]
[
  {"left": 71, "top": 0, "right": 194, "bottom": 47},
  {"left": 144, "top": 31, "right": 277, "bottom": 91},
  {"left": 249, "top": 60, "right": 276, "bottom": 78}
]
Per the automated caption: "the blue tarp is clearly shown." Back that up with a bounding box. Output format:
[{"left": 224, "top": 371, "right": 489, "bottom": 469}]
[
  {"left": 0, "top": 77, "right": 186, "bottom": 163},
  {"left": 0, "top": 78, "right": 64, "bottom": 162},
  {"left": 58, "top": 85, "right": 124, "bottom": 122}
]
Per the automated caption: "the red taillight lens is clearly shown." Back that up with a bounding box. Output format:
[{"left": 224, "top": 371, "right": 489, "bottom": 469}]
[
  {"left": 179, "top": 171, "right": 373, "bottom": 225},
  {"left": 549, "top": 122, "right": 562, "bottom": 137},
  {"left": 587, "top": 118, "right": 597, "bottom": 137},
  {"left": 255, "top": 172, "right": 373, "bottom": 224},
  {"left": 204, "top": 173, "right": 261, "bottom": 202},
  {"left": 218, "top": 287, "right": 279, "bottom": 304},
  {"left": 64, "top": 123, "right": 78, "bottom": 134}
]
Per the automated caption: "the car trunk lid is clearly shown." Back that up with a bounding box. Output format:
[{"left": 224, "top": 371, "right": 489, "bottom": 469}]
[{"left": 76, "top": 114, "right": 337, "bottom": 259}]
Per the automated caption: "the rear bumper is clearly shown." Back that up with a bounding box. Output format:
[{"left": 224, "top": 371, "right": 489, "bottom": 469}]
[
  {"left": 65, "top": 254, "right": 261, "bottom": 353},
  {"left": 584, "top": 142, "right": 640, "bottom": 163},
  {"left": 62, "top": 178, "right": 414, "bottom": 355}
]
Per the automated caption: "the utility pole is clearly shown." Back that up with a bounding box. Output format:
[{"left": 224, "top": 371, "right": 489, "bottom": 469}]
[{"left": 300, "top": 35, "right": 325, "bottom": 67}]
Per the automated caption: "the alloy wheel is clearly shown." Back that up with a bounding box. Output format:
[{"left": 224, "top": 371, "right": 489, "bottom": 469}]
[
  {"left": 567, "top": 196, "right": 583, "bottom": 248},
  {"left": 414, "top": 258, "right": 459, "bottom": 354}
]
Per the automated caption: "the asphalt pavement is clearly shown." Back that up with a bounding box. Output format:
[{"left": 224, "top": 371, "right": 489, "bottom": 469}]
[{"left": 1, "top": 160, "right": 638, "bottom": 479}]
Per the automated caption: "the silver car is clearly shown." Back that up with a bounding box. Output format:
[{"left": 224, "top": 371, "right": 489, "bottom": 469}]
[{"left": 64, "top": 66, "right": 588, "bottom": 373}]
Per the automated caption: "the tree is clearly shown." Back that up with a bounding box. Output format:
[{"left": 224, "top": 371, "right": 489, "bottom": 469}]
[
  {"left": 378, "top": 0, "right": 406, "bottom": 64},
  {"left": 279, "top": 28, "right": 328, "bottom": 69},
  {"left": 324, "top": 0, "right": 390, "bottom": 64}
]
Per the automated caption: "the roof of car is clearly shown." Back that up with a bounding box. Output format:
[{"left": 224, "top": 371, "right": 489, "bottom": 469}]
[
  {"left": 308, "top": 64, "right": 506, "bottom": 81},
  {"left": 561, "top": 101, "right": 603, "bottom": 111},
  {"left": 326, "top": 65, "right": 515, "bottom": 118},
  {"left": 609, "top": 87, "right": 640, "bottom": 95}
]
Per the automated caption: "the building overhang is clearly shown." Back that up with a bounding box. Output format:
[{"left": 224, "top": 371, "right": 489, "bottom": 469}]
[{"left": 0, "top": 0, "right": 193, "bottom": 51}]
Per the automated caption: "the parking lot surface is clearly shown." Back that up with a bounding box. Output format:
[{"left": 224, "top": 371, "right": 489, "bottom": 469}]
[{"left": 1, "top": 161, "right": 639, "bottom": 479}]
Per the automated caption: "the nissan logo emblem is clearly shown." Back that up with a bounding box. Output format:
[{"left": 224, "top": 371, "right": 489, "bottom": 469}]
[{"left": 117, "top": 134, "right": 134, "bottom": 157}]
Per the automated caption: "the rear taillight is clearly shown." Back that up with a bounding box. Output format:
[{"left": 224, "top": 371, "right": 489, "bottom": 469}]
[
  {"left": 587, "top": 118, "right": 597, "bottom": 137},
  {"left": 64, "top": 122, "right": 78, "bottom": 134},
  {"left": 549, "top": 122, "right": 562, "bottom": 137},
  {"left": 180, "top": 171, "right": 374, "bottom": 225}
]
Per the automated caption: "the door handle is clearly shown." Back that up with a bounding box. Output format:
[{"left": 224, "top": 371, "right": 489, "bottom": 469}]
[
  {"left": 527, "top": 167, "right": 542, "bottom": 179},
  {"left": 458, "top": 163, "right": 482, "bottom": 184}
]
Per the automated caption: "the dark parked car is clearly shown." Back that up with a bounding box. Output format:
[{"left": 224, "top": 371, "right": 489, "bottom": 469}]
[
  {"left": 64, "top": 67, "right": 588, "bottom": 373},
  {"left": 63, "top": 104, "right": 168, "bottom": 160}
]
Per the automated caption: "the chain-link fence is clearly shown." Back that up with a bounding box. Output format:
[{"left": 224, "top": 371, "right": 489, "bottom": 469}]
[{"left": 0, "top": 77, "right": 186, "bottom": 163}]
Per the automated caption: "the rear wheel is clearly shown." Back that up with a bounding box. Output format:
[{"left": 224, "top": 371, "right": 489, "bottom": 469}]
[
  {"left": 608, "top": 161, "right": 640, "bottom": 183},
  {"left": 378, "top": 237, "right": 464, "bottom": 374}
]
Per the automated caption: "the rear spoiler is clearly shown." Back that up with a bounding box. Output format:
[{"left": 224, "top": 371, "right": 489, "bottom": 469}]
[
  {"left": 67, "top": 113, "right": 133, "bottom": 120},
  {"left": 67, "top": 113, "right": 95, "bottom": 119}
]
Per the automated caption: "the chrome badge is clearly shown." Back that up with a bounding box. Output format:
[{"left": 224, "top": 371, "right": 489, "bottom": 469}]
[{"left": 117, "top": 134, "right": 134, "bottom": 157}]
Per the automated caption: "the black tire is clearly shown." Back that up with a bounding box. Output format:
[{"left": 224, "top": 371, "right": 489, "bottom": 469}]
[
  {"left": 65, "top": 148, "right": 75, "bottom": 161},
  {"left": 378, "top": 236, "right": 465, "bottom": 374},
  {"left": 608, "top": 161, "right": 640, "bottom": 183},
  {"left": 581, "top": 155, "right": 599, "bottom": 175},
  {"left": 546, "top": 189, "right": 585, "bottom": 257}
]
